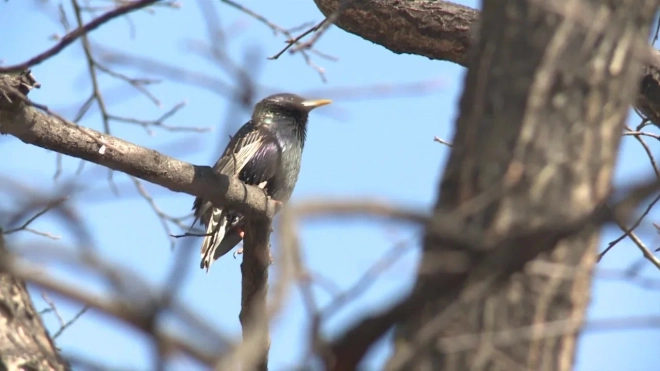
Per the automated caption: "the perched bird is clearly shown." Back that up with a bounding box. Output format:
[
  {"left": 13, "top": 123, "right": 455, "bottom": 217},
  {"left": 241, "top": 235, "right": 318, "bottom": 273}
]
[{"left": 192, "top": 93, "right": 332, "bottom": 272}]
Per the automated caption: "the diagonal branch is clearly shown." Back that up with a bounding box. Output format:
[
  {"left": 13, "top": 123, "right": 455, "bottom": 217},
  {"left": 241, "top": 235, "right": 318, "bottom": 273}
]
[
  {"left": 0, "top": 0, "right": 162, "bottom": 74},
  {"left": 0, "top": 72, "right": 279, "bottom": 222}
]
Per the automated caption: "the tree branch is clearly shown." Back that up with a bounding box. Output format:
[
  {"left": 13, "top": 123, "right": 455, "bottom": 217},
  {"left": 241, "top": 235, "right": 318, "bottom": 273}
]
[
  {"left": 0, "top": 233, "right": 70, "bottom": 371},
  {"left": 0, "top": 69, "right": 283, "bottom": 367},
  {"left": 0, "top": 73, "right": 279, "bottom": 221},
  {"left": 239, "top": 218, "right": 272, "bottom": 371},
  {"left": 0, "top": 0, "right": 162, "bottom": 74},
  {"left": 312, "top": 0, "right": 660, "bottom": 125}
]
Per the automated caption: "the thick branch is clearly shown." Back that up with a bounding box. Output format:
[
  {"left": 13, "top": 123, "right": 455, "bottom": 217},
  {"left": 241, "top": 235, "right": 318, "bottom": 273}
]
[
  {"left": 239, "top": 218, "right": 272, "bottom": 371},
  {"left": 313, "top": 0, "right": 660, "bottom": 125},
  {"left": 0, "top": 234, "right": 70, "bottom": 371},
  {"left": 314, "top": 0, "right": 477, "bottom": 66},
  {"left": 0, "top": 73, "right": 279, "bottom": 220}
]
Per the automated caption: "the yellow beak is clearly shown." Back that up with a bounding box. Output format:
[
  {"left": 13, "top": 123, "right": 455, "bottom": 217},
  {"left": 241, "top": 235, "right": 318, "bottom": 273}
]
[{"left": 301, "top": 99, "right": 332, "bottom": 109}]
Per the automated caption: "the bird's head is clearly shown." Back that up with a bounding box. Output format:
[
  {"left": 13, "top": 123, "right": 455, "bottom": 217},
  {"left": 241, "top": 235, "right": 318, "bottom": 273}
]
[{"left": 252, "top": 93, "right": 332, "bottom": 125}]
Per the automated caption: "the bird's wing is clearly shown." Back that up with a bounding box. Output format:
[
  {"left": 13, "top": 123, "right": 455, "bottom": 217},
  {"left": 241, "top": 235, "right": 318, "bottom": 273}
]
[
  {"left": 192, "top": 121, "right": 269, "bottom": 221},
  {"left": 192, "top": 122, "right": 282, "bottom": 224},
  {"left": 238, "top": 138, "right": 282, "bottom": 189},
  {"left": 195, "top": 130, "right": 282, "bottom": 270},
  {"left": 214, "top": 121, "right": 269, "bottom": 176}
]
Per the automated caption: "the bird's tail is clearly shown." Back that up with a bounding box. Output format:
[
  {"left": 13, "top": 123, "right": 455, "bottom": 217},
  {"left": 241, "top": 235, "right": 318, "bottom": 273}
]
[{"left": 200, "top": 207, "right": 228, "bottom": 272}]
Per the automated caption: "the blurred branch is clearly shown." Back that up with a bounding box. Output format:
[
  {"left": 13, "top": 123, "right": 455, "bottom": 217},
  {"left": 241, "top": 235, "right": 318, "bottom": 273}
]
[
  {"left": 290, "top": 199, "right": 428, "bottom": 224},
  {"left": 1, "top": 244, "right": 229, "bottom": 367},
  {"left": 109, "top": 101, "right": 210, "bottom": 135},
  {"left": 434, "top": 314, "right": 660, "bottom": 354},
  {"left": 98, "top": 46, "right": 237, "bottom": 97},
  {"left": 3, "top": 196, "right": 68, "bottom": 239},
  {"left": 321, "top": 176, "right": 660, "bottom": 370},
  {"left": 130, "top": 176, "right": 189, "bottom": 250},
  {"left": 39, "top": 291, "right": 90, "bottom": 340},
  {"left": 236, "top": 218, "right": 272, "bottom": 371},
  {"left": 94, "top": 62, "right": 162, "bottom": 106},
  {"left": 0, "top": 188, "right": 231, "bottom": 367},
  {"left": 70, "top": 0, "right": 112, "bottom": 135},
  {"left": 0, "top": 0, "right": 162, "bottom": 74},
  {"left": 0, "top": 234, "right": 71, "bottom": 371},
  {"left": 219, "top": 0, "right": 335, "bottom": 81}
]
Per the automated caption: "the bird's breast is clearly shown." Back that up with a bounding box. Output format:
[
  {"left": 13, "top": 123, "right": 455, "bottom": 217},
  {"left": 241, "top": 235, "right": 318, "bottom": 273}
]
[{"left": 272, "top": 145, "right": 302, "bottom": 201}]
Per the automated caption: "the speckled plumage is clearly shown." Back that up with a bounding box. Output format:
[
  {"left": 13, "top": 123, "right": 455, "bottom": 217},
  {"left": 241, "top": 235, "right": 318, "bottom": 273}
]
[{"left": 192, "top": 93, "right": 331, "bottom": 272}]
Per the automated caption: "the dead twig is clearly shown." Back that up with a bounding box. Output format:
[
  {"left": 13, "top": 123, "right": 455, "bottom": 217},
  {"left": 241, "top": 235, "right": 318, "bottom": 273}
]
[
  {"left": 109, "top": 101, "right": 207, "bottom": 135},
  {"left": 0, "top": 0, "right": 162, "bottom": 74},
  {"left": 218, "top": 0, "right": 335, "bottom": 81},
  {"left": 434, "top": 136, "right": 453, "bottom": 147},
  {"left": 4, "top": 197, "right": 69, "bottom": 237}
]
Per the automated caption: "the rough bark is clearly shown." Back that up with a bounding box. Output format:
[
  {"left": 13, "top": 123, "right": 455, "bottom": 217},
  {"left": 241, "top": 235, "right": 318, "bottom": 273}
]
[
  {"left": 313, "top": 0, "right": 660, "bottom": 126},
  {"left": 0, "top": 233, "right": 70, "bottom": 371},
  {"left": 384, "top": 0, "right": 658, "bottom": 370}
]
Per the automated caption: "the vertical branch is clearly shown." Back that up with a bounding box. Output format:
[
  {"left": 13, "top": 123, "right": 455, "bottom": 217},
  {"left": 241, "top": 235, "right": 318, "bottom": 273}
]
[{"left": 239, "top": 218, "right": 272, "bottom": 370}]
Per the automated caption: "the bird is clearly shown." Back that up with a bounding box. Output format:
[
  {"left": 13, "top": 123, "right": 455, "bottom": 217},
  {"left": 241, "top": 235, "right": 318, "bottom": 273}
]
[{"left": 191, "top": 93, "right": 332, "bottom": 272}]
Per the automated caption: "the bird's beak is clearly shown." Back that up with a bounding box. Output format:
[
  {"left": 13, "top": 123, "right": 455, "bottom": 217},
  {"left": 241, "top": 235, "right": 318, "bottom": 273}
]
[{"left": 301, "top": 99, "right": 332, "bottom": 109}]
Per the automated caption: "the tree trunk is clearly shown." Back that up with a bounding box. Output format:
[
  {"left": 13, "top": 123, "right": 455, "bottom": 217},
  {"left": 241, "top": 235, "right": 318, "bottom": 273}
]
[
  {"left": 0, "top": 232, "right": 70, "bottom": 371},
  {"left": 389, "top": 1, "right": 658, "bottom": 370}
]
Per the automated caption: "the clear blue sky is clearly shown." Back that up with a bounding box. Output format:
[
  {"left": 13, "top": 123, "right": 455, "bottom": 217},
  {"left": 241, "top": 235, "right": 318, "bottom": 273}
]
[{"left": 2, "top": 1, "right": 659, "bottom": 370}]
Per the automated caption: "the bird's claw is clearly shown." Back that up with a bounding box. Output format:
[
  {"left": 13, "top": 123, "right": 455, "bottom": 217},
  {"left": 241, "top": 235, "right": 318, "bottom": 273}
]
[{"left": 233, "top": 247, "right": 244, "bottom": 259}]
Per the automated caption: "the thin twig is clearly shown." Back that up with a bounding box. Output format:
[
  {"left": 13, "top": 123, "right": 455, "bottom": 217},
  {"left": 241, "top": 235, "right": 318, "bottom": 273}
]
[
  {"left": 130, "top": 177, "right": 191, "bottom": 250},
  {"left": 4, "top": 197, "right": 69, "bottom": 235},
  {"left": 53, "top": 305, "right": 90, "bottom": 339},
  {"left": 0, "top": 0, "right": 162, "bottom": 73},
  {"left": 95, "top": 62, "right": 162, "bottom": 107},
  {"left": 71, "top": 0, "right": 111, "bottom": 134},
  {"left": 288, "top": 0, "right": 353, "bottom": 55},
  {"left": 109, "top": 102, "right": 205, "bottom": 135},
  {"left": 434, "top": 136, "right": 453, "bottom": 147},
  {"left": 218, "top": 0, "right": 334, "bottom": 81}
]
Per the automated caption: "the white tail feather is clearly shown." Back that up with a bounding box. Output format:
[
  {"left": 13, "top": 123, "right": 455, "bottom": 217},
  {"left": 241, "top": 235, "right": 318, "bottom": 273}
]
[
  {"left": 200, "top": 208, "right": 228, "bottom": 272},
  {"left": 199, "top": 180, "right": 268, "bottom": 272}
]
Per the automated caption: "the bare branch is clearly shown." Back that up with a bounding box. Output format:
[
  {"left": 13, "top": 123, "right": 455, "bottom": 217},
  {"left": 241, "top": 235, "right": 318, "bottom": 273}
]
[
  {"left": 237, "top": 218, "right": 272, "bottom": 371},
  {"left": 219, "top": 0, "right": 334, "bottom": 81},
  {"left": 4, "top": 197, "right": 68, "bottom": 236},
  {"left": 109, "top": 101, "right": 209, "bottom": 135},
  {"left": 0, "top": 73, "right": 280, "bottom": 223},
  {"left": 1, "top": 246, "right": 228, "bottom": 367},
  {"left": 433, "top": 136, "right": 453, "bottom": 147},
  {"left": 0, "top": 0, "right": 162, "bottom": 74}
]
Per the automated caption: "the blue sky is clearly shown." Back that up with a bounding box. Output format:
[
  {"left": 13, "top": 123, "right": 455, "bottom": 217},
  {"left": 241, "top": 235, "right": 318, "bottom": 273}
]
[{"left": 1, "top": 1, "right": 659, "bottom": 370}]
